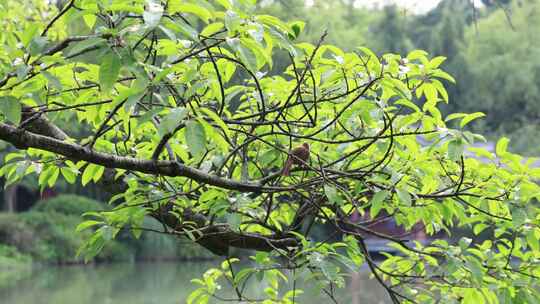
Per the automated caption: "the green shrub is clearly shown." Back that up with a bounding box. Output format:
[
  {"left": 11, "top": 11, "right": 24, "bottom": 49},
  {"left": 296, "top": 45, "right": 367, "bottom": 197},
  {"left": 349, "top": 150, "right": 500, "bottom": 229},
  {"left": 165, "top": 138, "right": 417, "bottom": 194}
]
[
  {"left": 0, "top": 213, "right": 35, "bottom": 252},
  {"left": 32, "top": 194, "right": 105, "bottom": 216},
  {"left": 19, "top": 211, "right": 85, "bottom": 263},
  {"left": 0, "top": 194, "right": 214, "bottom": 263},
  {"left": 0, "top": 211, "right": 92, "bottom": 263},
  {"left": 0, "top": 209, "right": 132, "bottom": 264},
  {"left": 0, "top": 244, "right": 32, "bottom": 269}
]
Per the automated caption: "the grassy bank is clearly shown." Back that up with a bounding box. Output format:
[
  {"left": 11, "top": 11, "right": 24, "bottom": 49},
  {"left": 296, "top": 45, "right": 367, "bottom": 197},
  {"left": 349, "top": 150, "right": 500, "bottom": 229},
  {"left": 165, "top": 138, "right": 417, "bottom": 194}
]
[{"left": 0, "top": 194, "right": 214, "bottom": 267}]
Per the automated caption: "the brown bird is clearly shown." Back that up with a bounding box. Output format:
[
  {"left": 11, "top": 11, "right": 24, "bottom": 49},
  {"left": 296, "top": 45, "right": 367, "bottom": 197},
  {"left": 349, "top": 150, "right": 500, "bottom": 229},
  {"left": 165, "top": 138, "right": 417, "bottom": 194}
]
[{"left": 282, "top": 142, "right": 310, "bottom": 176}]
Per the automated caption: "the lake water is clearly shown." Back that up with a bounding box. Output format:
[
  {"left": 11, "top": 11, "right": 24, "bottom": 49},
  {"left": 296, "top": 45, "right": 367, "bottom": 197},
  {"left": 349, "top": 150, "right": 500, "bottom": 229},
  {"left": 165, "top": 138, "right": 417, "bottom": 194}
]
[{"left": 0, "top": 262, "right": 389, "bottom": 303}]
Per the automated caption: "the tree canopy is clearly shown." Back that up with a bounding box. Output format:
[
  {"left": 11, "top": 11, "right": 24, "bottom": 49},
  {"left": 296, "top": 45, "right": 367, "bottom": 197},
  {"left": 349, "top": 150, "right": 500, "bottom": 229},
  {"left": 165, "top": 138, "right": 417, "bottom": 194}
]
[{"left": 1, "top": 0, "right": 540, "bottom": 303}]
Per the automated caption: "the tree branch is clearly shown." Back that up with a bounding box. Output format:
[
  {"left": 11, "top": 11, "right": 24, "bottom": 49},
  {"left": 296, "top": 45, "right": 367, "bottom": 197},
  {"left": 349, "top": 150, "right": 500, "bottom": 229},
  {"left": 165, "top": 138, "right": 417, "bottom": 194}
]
[
  {"left": 152, "top": 202, "right": 298, "bottom": 256},
  {"left": 0, "top": 122, "right": 289, "bottom": 193}
]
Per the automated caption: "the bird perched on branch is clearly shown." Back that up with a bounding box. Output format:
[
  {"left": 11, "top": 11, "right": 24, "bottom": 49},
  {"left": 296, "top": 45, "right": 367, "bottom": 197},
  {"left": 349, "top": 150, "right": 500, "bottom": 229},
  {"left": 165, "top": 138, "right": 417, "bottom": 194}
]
[{"left": 282, "top": 142, "right": 310, "bottom": 176}]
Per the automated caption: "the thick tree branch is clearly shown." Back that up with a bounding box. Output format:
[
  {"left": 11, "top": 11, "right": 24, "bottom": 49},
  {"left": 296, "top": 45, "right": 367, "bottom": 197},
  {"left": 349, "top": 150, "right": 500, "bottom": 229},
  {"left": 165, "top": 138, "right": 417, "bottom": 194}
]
[
  {"left": 20, "top": 107, "right": 68, "bottom": 140},
  {"left": 153, "top": 206, "right": 298, "bottom": 256},
  {"left": 0, "top": 122, "right": 289, "bottom": 193}
]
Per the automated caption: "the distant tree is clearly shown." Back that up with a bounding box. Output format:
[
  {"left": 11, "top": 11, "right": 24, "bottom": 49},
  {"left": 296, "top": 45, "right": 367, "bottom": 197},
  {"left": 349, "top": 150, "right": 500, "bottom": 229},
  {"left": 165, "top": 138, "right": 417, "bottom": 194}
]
[
  {"left": 1, "top": 1, "right": 540, "bottom": 303},
  {"left": 368, "top": 5, "right": 414, "bottom": 54},
  {"left": 460, "top": 0, "right": 540, "bottom": 154},
  {"left": 405, "top": 0, "right": 473, "bottom": 117},
  {"left": 259, "top": 0, "right": 378, "bottom": 50}
]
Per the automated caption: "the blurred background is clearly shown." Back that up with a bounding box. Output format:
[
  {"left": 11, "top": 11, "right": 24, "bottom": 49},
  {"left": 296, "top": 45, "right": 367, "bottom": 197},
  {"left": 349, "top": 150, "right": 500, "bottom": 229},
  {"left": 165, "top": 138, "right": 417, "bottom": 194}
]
[{"left": 1, "top": 0, "right": 538, "bottom": 303}]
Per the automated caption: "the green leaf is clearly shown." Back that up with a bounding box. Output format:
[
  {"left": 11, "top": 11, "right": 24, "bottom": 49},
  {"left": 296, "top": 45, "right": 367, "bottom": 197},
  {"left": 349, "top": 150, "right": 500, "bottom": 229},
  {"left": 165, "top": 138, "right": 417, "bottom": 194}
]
[
  {"left": 289, "top": 21, "right": 305, "bottom": 40},
  {"left": 224, "top": 10, "right": 242, "bottom": 33},
  {"left": 460, "top": 112, "right": 485, "bottom": 128},
  {"left": 187, "top": 288, "right": 206, "bottom": 304},
  {"left": 428, "top": 56, "right": 447, "bottom": 69},
  {"left": 99, "top": 51, "right": 121, "bottom": 93},
  {"left": 67, "top": 38, "right": 106, "bottom": 57},
  {"left": 158, "top": 107, "right": 187, "bottom": 137},
  {"left": 185, "top": 120, "right": 207, "bottom": 158},
  {"left": 202, "top": 121, "right": 229, "bottom": 153},
  {"left": 42, "top": 71, "right": 62, "bottom": 90},
  {"left": 100, "top": 225, "right": 120, "bottom": 241},
  {"left": 170, "top": 3, "right": 212, "bottom": 23},
  {"left": 407, "top": 49, "right": 428, "bottom": 62},
  {"left": 496, "top": 137, "right": 509, "bottom": 156},
  {"left": 468, "top": 147, "right": 494, "bottom": 160},
  {"left": 473, "top": 223, "right": 488, "bottom": 235},
  {"left": 76, "top": 220, "right": 103, "bottom": 232},
  {"left": 60, "top": 167, "right": 77, "bottom": 184},
  {"left": 199, "top": 108, "right": 231, "bottom": 138},
  {"left": 448, "top": 139, "right": 464, "bottom": 161},
  {"left": 93, "top": 165, "right": 105, "bottom": 183},
  {"left": 240, "top": 38, "right": 269, "bottom": 69},
  {"left": 257, "top": 15, "right": 289, "bottom": 33},
  {"left": 45, "top": 168, "right": 58, "bottom": 189},
  {"left": 201, "top": 22, "right": 224, "bottom": 37},
  {"left": 81, "top": 164, "right": 105, "bottom": 186},
  {"left": 431, "top": 79, "right": 448, "bottom": 103},
  {"left": 137, "top": 108, "right": 162, "bottom": 125},
  {"left": 396, "top": 188, "right": 411, "bottom": 206},
  {"left": 227, "top": 38, "right": 257, "bottom": 72},
  {"left": 422, "top": 83, "right": 438, "bottom": 102},
  {"left": 38, "top": 166, "right": 57, "bottom": 189},
  {"left": 463, "top": 288, "right": 485, "bottom": 304},
  {"left": 124, "top": 91, "right": 145, "bottom": 113},
  {"left": 16, "top": 64, "right": 31, "bottom": 80},
  {"left": 176, "top": 22, "right": 199, "bottom": 40},
  {"left": 432, "top": 69, "right": 456, "bottom": 83},
  {"left": 0, "top": 96, "right": 21, "bottom": 124},
  {"left": 324, "top": 185, "right": 341, "bottom": 205},
  {"left": 28, "top": 36, "right": 48, "bottom": 56},
  {"left": 81, "top": 165, "right": 93, "bottom": 186},
  {"left": 445, "top": 113, "right": 467, "bottom": 122},
  {"left": 215, "top": 0, "right": 232, "bottom": 9},
  {"left": 227, "top": 213, "right": 241, "bottom": 230},
  {"left": 21, "top": 23, "right": 39, "bottom": 47},
  {"left": 83, "top": 14, "right": 97, "bottom": 29},
  {"left": 526, "top": 230, "right": 539, "bottom": 252},
  {"left": 370, "top": 190, "right": 389, "bottom": 217}
]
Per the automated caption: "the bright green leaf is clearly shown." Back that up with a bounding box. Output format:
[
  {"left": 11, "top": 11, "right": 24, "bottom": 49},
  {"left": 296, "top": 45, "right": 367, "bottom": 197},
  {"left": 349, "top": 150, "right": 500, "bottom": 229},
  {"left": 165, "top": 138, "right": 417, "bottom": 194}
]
[
  {"left": 460, "top": 112, "right": 485, "bottom": 128},
  {"left": 496, "top": 137, "right": 509, "bottom": 156}
]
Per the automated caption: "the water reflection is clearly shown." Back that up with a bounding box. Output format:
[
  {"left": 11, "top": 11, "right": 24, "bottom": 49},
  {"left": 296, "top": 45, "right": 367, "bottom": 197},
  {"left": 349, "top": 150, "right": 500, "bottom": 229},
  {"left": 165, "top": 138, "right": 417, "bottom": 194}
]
[{"left": 1, "top": 262, "right": 389, "bottom": 303}]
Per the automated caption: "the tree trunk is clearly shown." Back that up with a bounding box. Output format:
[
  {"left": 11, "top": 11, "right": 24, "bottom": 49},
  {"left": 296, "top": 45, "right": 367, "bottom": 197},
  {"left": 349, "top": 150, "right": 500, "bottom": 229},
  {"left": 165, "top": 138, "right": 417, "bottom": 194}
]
[{"left": 3, "top": 184, "right": 17, "bottom": 212}]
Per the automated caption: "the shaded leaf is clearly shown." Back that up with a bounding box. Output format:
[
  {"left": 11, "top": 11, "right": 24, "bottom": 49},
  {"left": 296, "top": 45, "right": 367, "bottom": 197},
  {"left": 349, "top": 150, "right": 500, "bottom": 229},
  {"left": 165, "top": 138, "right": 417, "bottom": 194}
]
[
  {"left": 185, "top": 120, "right": 206, "bottom": 157},
  {"left": 0, "top": 96, "right": 21, "bottom": 124},
  {"left": 99, "top": 51, "right": 121, "bottom": 93},
  {"left": 370, "top": 190, "right": 389, "bottom": 217},
  {"left": 158, "top": 107, "right": 187, "bottom": 137}
]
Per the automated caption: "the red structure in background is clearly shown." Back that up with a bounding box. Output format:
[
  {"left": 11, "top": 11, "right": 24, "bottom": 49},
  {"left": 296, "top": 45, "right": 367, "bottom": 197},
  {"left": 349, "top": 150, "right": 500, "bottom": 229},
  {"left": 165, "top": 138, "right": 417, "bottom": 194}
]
[
  {"left": 350, "top": 210, "right": 427, "bottom": 253},
  {"left": 40, "top": 188, "right": 58, "bottom": 200}
]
